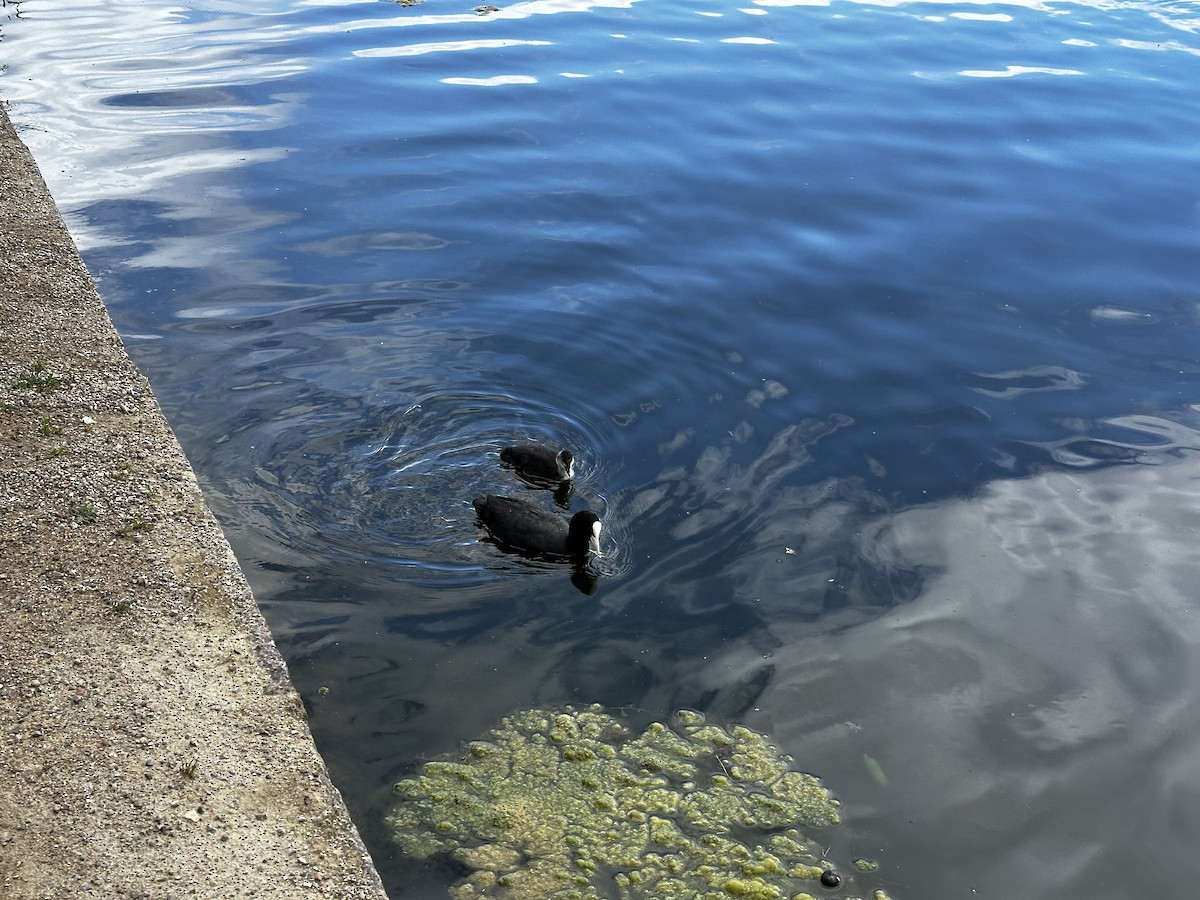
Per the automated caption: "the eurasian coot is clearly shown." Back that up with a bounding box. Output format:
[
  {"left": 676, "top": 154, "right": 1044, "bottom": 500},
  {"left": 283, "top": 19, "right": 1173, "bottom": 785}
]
[
  {"left": 499, "top": 443, "right": 574, "bottom": 482},
  {"left": 472, "top": 495, "right": 600, "bottom": 559}
]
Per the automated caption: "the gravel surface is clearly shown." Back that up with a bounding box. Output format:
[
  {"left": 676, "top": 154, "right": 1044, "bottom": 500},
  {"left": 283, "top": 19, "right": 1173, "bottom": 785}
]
[{"left": 0, "top": 103, "right": 389, "bottom": 899}]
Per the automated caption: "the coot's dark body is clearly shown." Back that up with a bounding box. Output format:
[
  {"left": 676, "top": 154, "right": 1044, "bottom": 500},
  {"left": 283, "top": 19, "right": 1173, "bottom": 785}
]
[
  {"left": 472, "top": 495, "right": 600, "bottom": 559},
  {"left": 499, "top": 443, "right": 574, "bottom": 482}
]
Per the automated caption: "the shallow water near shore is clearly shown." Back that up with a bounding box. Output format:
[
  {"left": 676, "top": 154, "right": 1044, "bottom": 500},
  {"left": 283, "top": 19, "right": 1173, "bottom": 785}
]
[{"left": 4, "top": 0, "right": 1200, "bottom": 895}]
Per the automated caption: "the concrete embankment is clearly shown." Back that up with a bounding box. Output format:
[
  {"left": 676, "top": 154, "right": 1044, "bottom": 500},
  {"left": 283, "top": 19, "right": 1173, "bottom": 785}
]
[{"left": 0, "top": 104, "right": 389, "bottom": 899}]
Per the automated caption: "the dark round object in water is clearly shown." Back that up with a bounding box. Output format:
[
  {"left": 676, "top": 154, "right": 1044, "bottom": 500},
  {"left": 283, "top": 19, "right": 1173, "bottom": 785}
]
[
  {"left": 820, "top": 869, "right": 841, "bottom": 888},
  {"left": 472, "top": 495, "right": 600, "bottom": 559},
  {"left": 499, "top": 443, "right": 574, "bottom": 482}
]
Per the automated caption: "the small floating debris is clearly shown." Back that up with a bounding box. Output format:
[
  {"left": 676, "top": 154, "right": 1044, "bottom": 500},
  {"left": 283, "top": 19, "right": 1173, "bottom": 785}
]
[{"left": 863, "top": 753, "right": 889, "bottom": 786}]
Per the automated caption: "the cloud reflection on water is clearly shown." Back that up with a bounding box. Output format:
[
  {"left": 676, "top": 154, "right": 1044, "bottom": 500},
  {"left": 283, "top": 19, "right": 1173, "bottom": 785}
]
[
  {"left": 688, "top": 425, "right": 1200, "bottom": 898},
  {"left": 1, "top": 0, "right": 305, "bottom": 263}
]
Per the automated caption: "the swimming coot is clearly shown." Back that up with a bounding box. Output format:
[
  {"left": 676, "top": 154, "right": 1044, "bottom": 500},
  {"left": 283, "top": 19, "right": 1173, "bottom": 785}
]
[
  {"left": 499, "top": 443, "right": 574, "bottom": 482},
  {"left": 472, "top": 495, "right": 600, "bottom": 559}
]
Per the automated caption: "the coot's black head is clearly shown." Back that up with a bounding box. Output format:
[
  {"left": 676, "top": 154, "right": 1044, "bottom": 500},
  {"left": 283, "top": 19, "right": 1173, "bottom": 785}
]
[
  {"left": 556, "top": 448, "right": 575, "bottom": 480},
  {"left": 567, "top": 509, "right": 602, "bottom": 557}
]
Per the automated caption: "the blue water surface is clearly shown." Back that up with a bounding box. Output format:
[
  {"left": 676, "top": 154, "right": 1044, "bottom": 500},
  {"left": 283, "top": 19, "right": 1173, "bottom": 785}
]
[{"left": 4, "top": 0, "right": 1200, "bottom": 895}]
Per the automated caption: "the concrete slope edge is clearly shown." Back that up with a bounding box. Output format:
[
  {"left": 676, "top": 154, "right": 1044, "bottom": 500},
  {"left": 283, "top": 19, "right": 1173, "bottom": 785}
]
[{"left": 0, "top": 103, "right": 389, "bottom": 898}]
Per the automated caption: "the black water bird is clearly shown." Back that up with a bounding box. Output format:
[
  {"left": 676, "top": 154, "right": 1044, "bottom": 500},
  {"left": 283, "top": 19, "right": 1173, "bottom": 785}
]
[
  {"left": 472, "top": 495, "right": 601, "bottom": 560},
  {"left": 499, "top": 443, "right": 575, "bottom": 483}
]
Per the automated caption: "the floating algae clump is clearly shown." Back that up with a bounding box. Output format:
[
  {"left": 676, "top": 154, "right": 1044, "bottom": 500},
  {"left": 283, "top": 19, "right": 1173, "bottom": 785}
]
[{"left": 388, "top": 705, "right": 888, "bottom": 900}]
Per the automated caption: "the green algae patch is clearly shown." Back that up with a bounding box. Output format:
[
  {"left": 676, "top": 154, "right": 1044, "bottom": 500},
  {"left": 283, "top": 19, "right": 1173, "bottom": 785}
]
[{"left": 386, "top": 705, "right": 892, "bottom": 899}]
